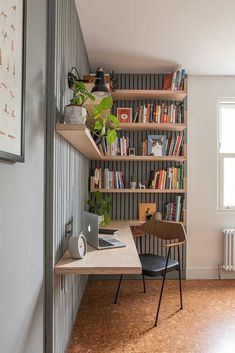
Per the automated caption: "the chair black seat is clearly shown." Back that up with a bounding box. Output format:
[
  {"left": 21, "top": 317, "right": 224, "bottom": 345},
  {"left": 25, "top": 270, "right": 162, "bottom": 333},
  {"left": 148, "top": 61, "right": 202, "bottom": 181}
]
[{"left": 140, "top": 254, "right": 179, "bottom": 277}]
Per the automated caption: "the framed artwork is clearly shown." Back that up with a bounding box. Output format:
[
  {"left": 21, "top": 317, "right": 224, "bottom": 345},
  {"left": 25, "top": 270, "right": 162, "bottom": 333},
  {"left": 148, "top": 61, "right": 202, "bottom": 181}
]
[
  {"left": 0, "top": 0, "right": 26, "bottom": 162},
  {"left": 117, "top": 107, "right": 132, "bottom": 123},
  {"left": 148, "top": 135, "right": 166, "bottom": 156},
  {"left": 139, "top": 203, "right": 156, "bottom": 221}
]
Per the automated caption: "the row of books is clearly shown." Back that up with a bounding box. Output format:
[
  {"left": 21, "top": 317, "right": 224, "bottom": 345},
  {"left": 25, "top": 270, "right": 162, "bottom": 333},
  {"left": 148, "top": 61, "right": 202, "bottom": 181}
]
[
  {"left": 164, "top": 196, "right": 184, "bottom": 222},
  {"left": 141, "top": 135, "right": 183, "bottom": 157},
  {"left": 163, "top": 69, "right": 186, "bottom": 91},
  {"left": 97, "top": 137, "right": 129, "bottom": 156},
  {"left": 133, "top": 103, "right": 183, "bottom": 124},
  {"left": 148, "top": 166, "right": 184, "bottom": 190},
  {"left": 91, "top": 168, "right": 125, "bottom": 190}
]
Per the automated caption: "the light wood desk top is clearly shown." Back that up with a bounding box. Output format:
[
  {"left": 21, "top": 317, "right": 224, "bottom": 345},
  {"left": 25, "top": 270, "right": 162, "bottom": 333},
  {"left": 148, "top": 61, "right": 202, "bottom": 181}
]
[{"left": 54, "top": 221, "right": 142, "bottom": 275}]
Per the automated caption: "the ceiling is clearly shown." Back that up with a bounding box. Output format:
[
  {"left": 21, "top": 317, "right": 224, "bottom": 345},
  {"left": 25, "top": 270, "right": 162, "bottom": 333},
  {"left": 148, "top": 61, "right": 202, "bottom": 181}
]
[{"left": 75, "top": 0, "right": 235, "bottom": 75}]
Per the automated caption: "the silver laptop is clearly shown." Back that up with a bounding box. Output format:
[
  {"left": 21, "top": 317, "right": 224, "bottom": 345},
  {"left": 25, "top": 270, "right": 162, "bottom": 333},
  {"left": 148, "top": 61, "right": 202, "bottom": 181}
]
[{"left": 83, "top": 211, "right": 126, "bottom": 249}]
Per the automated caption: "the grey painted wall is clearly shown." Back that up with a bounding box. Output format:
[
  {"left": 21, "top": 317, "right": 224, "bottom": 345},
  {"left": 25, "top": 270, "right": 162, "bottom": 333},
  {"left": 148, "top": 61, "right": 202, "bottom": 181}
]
[
  {"left": 0, "top": 0, "right": 47, "bottom": 352},
  {"left": 46, "top": 1, "right": 90, "bottom": 352}
]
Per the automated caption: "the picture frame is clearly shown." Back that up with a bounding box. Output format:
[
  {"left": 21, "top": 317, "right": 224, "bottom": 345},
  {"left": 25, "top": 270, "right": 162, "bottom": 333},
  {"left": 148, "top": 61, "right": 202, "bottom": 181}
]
[
  {"left": 139, "top": 203, "right": 157, "bottom": 221},
  {"left": 0, "top": 0, "right": 26, "bottom": 162},
  {"left": 117, "top": 107, "right": 132, "bottom": 123},
  {"left": 129, "top": 147, "right": 135, "bottom": 156},
  {"left": 148, "top": 135, "right": 166, "bottom": 156}
]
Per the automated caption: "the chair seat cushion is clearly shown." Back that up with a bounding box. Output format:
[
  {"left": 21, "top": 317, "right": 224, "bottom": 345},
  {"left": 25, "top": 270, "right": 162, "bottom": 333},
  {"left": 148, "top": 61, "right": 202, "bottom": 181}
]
[{"left": 140, "top": 254, "right": 179, "bottom": 277}]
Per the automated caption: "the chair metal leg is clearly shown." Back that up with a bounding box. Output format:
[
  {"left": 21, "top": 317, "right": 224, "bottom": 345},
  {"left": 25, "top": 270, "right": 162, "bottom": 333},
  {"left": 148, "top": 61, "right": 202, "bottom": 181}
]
[
  {"left": 142, "top": 274, "right": 146, "bottom": 293},
  {"left": 114, "top": 274, "right": 123, "bottom": 304},
  {"left": 154, "top": 248, "right": 170, "bottom": 327},
  {"left": 177, "top": 245, "right": 183, "bottom": 310}
]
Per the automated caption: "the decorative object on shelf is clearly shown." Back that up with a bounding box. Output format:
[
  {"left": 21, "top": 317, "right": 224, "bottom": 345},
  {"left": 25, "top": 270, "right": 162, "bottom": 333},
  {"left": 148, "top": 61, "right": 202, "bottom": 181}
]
[
  {"left": 129, "top": 147, "right": 135, "bottom": 156},
  {"left": 87, "top": 191, "right": 112, "bottom": 226},
  {"left": 109, "top": 70, "right": 119, "bottom": 90},
  {"left": 69, "top": 233, "right": 87, "bottom": 259},
  {"left": 86, "top": 96, "right": 119, "bottom": 144},
  {"left": 117, "top": 107, "right": 132, "bottom": 123},
  {"left": 148, "top": 135, "right": 166, "bottom": 156},
  {"left": 155, "top": 212, "right": 162, "bottom": 221},
  {"left": 91, "top": 67, "right": 110, "bottom": 98},
  {"left": 130, "top": 174, "right": 136, "bottom": 189},
  {"left": 139, "top": 203, "right": 156, "bottom": 221},
  {"left": 139, "top": 182, "right": 146, "bottom": 189},
  {"left": 64, "top": 81, "right": 95, "bottom": 124},
  {"left": 0, "top": 0, "right": 26, "bottom": 162}
]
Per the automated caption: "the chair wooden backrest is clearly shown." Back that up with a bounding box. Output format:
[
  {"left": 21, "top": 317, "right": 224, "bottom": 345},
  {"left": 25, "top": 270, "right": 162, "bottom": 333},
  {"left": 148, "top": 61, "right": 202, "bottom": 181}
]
[{"left": 133, "top": 218, "right": 187, "bottom": 246}]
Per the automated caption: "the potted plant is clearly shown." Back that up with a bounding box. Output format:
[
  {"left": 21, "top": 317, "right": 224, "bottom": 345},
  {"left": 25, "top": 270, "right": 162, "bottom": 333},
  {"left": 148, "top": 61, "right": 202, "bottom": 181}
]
[
  {"left": 130, "top": 174, "right": 136, "bottom": 189},
  {"left": 64, "top": 81, "right": 95, "bottom": 124},
  {"left": 87, "top": 191, "right": 112, "bottom": 226},
  {"left": 86, "top": 96, "right": 119, "bottom": 144}
]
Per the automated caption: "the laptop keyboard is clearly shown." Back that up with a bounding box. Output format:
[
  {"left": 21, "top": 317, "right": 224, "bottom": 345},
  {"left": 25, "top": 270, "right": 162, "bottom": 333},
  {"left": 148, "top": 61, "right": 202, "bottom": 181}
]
[{"left": 99, "top": 238, "right": 114, "bottom": 248}]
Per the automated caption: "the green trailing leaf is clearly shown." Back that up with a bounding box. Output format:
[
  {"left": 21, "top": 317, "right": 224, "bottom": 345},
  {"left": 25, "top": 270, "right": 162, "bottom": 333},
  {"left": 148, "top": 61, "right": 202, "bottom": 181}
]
[
  {"left": 69, "top": 81, "right": 95, "bottom": 106},
  {"left": 107, "top": 114, "right": 119, "bottom": 127},
  {"left": 99, "top": 96, "right": 113, "bottom": 110},
  {"left": 106, "top": 129, "right": 117, "bottom": 144}
]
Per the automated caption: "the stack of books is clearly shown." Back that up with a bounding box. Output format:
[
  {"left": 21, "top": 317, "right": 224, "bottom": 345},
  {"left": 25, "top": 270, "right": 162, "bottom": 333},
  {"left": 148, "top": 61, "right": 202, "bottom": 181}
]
[
  {"left": 163, "top": 69, "right": 185, "bottom": 91},
  {"left": 90, "top": 168, "right": 125, "bottom": 190},
  {"left": 133, "top": 103, "right": 183, "bottom": 123},
  {"left": 96, "top": 137, "right": 129, "bottom": 156},
  {"left": 164, "top": 196, "right": 184, "bottom": 222},
  {"left": 148, "top": 165, "right": 184, "bottom": 190}
]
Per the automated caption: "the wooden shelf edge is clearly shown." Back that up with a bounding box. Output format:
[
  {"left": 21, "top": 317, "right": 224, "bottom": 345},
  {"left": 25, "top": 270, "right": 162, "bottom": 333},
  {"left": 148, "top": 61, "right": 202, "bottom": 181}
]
[
  {"left": 118, "top": 123, "right": 187, "bottom": 131},
  {"left": 91, "top": 189, "right": 186, "bottom": 194},
  {"left": 111, "top": 89, "right": 187, "bottom": 102},
  {"left": 101, "top": 156, "right": 186, "bottom": 162}
]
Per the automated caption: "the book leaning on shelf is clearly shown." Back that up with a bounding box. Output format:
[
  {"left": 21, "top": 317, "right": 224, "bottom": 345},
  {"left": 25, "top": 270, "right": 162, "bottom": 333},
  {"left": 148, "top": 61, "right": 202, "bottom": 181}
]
[
  {"left": 164, "top": 195, "right": 185, "bottom": 222},
  {"left": 148, "top": 165, "right": 184, "bottom": 190},
  {"left": 133, "top": 103, "right": 183, "bottom": 124},
  {"left": 90, "top": 168, "right": 125, "bottom": 190},
  {"left": 163, "top": 69, "right": 186, "bottom": 91}
]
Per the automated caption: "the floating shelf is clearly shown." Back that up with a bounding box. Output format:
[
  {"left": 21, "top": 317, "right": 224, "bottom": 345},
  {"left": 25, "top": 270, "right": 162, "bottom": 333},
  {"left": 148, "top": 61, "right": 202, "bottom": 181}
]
[
  {"left": 56, "top": 124, "right": 187, "bottom": 162},
  {"left": 101, "top": 155, "right": 186, "bottom": 162},
  {"left": 111, "top": 89, "right": 187, "bottom": 102},
  {"left": 56, "top": 124, "right": 102, "bottom": 160},
  {"left": 118, "top": 123, "right": 186, "bottom": 132},
  {"left": 91, "top": 189, "right": 186, "bottom": 194}
]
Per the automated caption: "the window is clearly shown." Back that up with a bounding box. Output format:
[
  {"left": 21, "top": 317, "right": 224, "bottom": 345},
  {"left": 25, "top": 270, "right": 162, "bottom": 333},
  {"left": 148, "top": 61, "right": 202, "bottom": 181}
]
[{"left": 218, "top": 99, "right": 235, "bottom": 210}]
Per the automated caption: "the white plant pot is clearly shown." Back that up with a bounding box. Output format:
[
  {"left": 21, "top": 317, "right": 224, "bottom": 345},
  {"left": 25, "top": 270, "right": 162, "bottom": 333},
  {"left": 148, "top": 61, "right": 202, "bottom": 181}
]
[
  {"left": 130, "top": 182, "right": 136, "bottom": 189},
  {"left": 98, "top": 215, "right": 104, "bottom": 225},
  {"left": 64, "top": 105, "right": 87, "bottom": 124}
]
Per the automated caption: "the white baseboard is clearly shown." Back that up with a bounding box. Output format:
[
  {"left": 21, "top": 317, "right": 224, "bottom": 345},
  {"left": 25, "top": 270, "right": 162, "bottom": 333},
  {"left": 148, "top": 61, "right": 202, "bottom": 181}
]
[{"left": 186, "top": 267, "right": 235, "bottom": 279}]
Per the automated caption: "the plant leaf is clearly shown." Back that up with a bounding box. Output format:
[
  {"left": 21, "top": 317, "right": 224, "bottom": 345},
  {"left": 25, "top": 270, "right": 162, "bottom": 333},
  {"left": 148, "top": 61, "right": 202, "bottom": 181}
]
[
  {"left": 99, "top": 96, "right": 113, "bottom": 110},
  {"left": 107, "top": 114, "right": 119, "bottom": 127},
  {"left": 106, "top": 129, "right": 117, "bottom": 144}
]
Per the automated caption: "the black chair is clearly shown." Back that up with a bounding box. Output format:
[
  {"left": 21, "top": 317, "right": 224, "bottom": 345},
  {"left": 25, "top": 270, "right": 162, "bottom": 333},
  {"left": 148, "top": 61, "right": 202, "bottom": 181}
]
[{"left": 114, "top": 219, "right": 187, "bottom": 326}]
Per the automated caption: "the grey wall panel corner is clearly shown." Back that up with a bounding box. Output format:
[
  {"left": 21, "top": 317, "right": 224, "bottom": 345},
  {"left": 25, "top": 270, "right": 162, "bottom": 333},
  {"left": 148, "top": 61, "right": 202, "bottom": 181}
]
[{"left": 46, "top": 1, "right": 90, "bottom": 353}]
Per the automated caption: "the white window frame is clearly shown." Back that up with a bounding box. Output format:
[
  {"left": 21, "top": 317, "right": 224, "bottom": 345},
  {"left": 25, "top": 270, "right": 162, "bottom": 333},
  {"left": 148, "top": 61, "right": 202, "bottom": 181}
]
[{"left": 217, "top": 98, "right": 235, "bottom": 211}]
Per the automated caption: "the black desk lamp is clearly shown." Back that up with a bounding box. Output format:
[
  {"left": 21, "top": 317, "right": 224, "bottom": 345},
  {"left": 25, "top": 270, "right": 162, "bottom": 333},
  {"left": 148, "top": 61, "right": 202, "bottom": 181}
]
[{"left": 91, "top": 67, "right": 110, "bottom": 98}]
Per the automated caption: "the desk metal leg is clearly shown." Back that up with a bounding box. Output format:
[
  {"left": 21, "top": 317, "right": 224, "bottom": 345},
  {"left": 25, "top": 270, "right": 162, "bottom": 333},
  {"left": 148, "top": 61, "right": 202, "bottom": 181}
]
[{"left": 114, "top": 274, "right": 123, "bottom": 304}]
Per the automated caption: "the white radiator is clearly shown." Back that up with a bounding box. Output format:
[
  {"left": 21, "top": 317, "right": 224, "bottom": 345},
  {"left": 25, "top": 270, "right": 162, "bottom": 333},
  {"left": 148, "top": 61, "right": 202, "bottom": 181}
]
[{"left": 222, "top": 229, "right": 235, "bottom": 271}]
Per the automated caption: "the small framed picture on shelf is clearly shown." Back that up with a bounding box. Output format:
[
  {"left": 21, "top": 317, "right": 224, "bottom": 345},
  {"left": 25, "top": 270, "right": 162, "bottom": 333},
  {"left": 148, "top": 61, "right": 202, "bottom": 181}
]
[
  {"left": 148, "top": 135, "right": 166, "bottom": 156},
  {"left": 139, "top": 203, "right": 156, "bottom": 221},
  {"left": 117, "top": 107, "right": 132, "bottom": 123},
  {"left": 129, "top": 147, "right": 135, "bottom": 156}
]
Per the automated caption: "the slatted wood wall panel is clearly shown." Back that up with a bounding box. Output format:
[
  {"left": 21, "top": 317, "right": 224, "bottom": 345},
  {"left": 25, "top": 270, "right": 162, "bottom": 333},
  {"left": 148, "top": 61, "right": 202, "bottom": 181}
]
[
  {"left": 47, "top": 1, "right": 90, "bottom": 353},
  {"left": 90, "top": 73, "right": 187, "bottom": 273}
]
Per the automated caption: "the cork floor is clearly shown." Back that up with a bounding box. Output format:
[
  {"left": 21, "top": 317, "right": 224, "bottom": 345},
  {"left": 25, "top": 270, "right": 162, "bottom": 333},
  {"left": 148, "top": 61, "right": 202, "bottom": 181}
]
[{"left": 68, "top": 280, "right": 235, "bottom": 353}]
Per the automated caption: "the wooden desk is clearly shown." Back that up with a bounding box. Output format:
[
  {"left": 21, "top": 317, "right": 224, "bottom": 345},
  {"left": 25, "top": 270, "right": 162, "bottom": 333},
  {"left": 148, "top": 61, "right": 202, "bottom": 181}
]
[{"left": 54, "top": 221, "right": 142, "bottom": 275}]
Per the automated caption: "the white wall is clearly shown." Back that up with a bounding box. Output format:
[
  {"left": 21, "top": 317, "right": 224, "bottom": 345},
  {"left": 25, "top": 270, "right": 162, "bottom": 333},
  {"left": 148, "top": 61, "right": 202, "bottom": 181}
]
[
  {"left": 0, "top": 0, "right": 46, "bottom": 352},
  {"left": 187, "top": 76, "right": 235, "bottom": 279}
]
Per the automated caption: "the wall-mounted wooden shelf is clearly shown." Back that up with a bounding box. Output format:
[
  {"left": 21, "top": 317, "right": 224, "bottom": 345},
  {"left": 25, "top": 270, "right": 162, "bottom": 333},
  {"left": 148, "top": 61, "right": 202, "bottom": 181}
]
[
  {"left": 56, "top": 124, "right": 102, "bottom": 160},
  {"left": 56, "top": 124, "right": 186, "bottom": 162},
  {"left": 91, "top": 189, "right": 186, "bottom": 194},
  {"left": 101, "top": 155, "right": 186, "bottom": 162},
  {"left": 119, "top": 123, "right": 186, "bottom": 132},
  {"left": 111, "top": 89, "right": 187, "bottom": 102}
]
